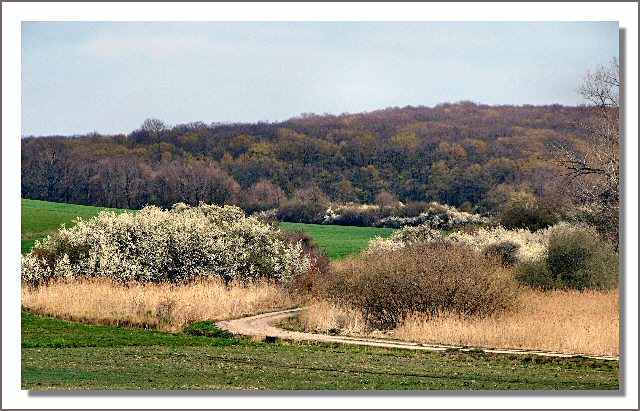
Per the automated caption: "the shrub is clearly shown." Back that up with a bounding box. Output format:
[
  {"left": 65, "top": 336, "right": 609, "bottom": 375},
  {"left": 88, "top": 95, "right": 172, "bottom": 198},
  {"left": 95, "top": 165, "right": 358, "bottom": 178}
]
[
  {"left": 483, "top": 241, "right": 520, "bottom": 266},
  {"left": 516, "top": 225, "right": 619, "bottom": 290},
  {"left": 498, "top": 192, "right": 558, "bottom": 231},
  {"left": 376, "top": 202, "right": 489, "bottom": 229},
  {"left": 516, "top": 260, "right": 557, "bottom": 290},
  {"left": 277, "top": 199, "right": 325, "bottom": 224},
  {"left": 277, "top": 229, "right": 330, "bottom": 294},
  {"left": 367, "top": 223, "right": 555, "bottom": 264},
  {"left": 322, "top": 204, "right": 381, "bottom": 227},
  {"left": 320, "top": 243, "right": 519, "bottom": 329},
  {"left": 252, "top": 208, "right": 278, "bottom": 225},
  {"left": 366, "top": 225, "right": 443, "bottom": 255},
  {"left": 22, "top": 203, "right": 310, "bottom": 286}
]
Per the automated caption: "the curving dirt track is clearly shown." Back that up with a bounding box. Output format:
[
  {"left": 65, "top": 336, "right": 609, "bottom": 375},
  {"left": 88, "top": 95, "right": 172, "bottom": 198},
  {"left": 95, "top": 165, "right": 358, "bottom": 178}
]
[{"left": 217, "top": 308, "right": 619, "bottom": 361}]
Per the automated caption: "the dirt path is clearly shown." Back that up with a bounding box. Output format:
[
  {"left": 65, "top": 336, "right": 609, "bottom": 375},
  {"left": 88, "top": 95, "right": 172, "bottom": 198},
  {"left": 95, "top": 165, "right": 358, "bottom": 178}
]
[{"left": 217, "top": 308, "right": 619, "bottom": 361}]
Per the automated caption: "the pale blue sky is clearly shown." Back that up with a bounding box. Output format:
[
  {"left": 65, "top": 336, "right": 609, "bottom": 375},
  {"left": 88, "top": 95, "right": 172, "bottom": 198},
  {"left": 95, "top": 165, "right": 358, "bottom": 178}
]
[{"left": 22, "top": 22, "right": 619, "bottom": 136}]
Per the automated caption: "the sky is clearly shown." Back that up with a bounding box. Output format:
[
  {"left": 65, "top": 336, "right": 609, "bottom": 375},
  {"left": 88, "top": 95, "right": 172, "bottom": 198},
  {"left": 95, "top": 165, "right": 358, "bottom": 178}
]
[{"left": 21, "top": 21, "right": 619, "bottom": 136}]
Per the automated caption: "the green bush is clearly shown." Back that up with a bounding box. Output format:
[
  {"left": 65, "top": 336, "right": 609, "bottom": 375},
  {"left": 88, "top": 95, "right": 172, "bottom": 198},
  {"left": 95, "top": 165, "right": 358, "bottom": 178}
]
[
  {"left": 320, "top": 243, "right": 519, "bottom": 329},
  {"left": 516, "top": 260, "right": 557, "bottom": 290},
  {"left": 516, "top": 226, "right": 618, "bottom": 290}
]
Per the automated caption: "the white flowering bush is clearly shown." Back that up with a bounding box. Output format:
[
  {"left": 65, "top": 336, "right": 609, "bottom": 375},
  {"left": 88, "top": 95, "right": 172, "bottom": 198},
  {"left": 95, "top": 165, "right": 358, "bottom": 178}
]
[
  {"left": 377, "top": 202, "right": 489, "bottom": 229},
  {"left": 366, "top": 221, "right": 588, "bottom": 265},
  {"left": 22, "top": 203, "right": 310, "bottom": 285},
  {"left": 447, "top": 226, "right": 549, "bottom": 264},
  {"left": 322, "top": 206, "right": 341, "bottom": 224},
  {"left": 321, "top": 201, "right": 489, "bottom": 229},
  {"left": 366, "top": 225, "right": 444, "bottom": 255}
]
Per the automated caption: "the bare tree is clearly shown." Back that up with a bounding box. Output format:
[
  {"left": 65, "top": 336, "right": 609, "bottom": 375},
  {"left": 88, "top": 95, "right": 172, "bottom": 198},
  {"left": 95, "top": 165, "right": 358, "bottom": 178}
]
[
  {"left": 551, "top": 58, "right": 619, "bottom": 242},
  {"left": 140, "top": 118, "right": 167, "bottom": 136}
]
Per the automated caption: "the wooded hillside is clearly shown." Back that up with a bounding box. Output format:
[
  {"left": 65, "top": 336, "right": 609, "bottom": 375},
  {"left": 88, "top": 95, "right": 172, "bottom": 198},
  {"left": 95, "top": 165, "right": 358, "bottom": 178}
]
[{"left": 22, "top": 102, "right": 599, "bottom": 214}]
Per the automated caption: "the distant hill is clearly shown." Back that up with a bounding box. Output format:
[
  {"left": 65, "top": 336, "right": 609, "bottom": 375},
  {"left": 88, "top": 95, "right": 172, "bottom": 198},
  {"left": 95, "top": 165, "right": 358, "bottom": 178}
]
[{"left": 22, "top": 102, "right": 596, "bottom": 213}]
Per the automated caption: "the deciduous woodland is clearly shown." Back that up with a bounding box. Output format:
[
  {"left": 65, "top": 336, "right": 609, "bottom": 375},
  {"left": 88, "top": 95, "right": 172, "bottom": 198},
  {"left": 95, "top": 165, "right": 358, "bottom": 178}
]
[{"left": 22, "top": 102, "right": 599, "bottom": 216}]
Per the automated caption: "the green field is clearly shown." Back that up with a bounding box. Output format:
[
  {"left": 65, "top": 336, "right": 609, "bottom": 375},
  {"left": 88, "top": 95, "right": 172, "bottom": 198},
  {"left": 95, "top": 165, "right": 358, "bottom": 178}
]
[
  {"left": 21, "top": 199, "right": 394, "bottom": 258},
  {"left": 279, "top": 222, "right": 395, "bottom": 259},
  {"left": 21, "top": 199, "right": 128, "bottom": 254},
  {"left": 21, "top": 312, "right": 618, "bottom": 390}
]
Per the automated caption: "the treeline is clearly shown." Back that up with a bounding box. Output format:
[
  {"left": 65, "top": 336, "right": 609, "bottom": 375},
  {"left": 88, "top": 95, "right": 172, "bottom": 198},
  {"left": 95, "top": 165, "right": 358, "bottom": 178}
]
[{"left": 22, "top": 102, "right": 595, "bottom": 215}]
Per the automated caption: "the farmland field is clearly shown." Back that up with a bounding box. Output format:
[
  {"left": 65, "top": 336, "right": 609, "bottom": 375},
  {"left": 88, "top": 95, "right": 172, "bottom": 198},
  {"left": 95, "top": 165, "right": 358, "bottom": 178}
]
[
  {"left": 21, "top": 199, "right": 394, "bottom": 258},
  {"left": 279, "top": 221, "right": 395, "bottom": 259},
  {"left": 21, "top": 199, "right": 128, "bottom": 254},
  {"left": 21, "top": 311, "right": 618, "bottom": 390}
]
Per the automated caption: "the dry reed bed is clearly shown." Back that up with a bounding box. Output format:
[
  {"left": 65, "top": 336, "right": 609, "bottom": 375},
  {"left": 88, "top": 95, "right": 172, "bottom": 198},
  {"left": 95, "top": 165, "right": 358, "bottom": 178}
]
[
  {"left": 301, "top": 289, "right": 619, "bottom": 357},
  {"left": 22, "top": 277, "right": 298, "bottom": 333}
]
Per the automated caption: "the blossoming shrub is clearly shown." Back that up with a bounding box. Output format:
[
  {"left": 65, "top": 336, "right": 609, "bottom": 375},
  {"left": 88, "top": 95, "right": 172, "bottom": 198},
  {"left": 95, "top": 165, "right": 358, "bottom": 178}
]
[
  {"left": 367, "top": 222, "right": 589, "bottom": 265},
  {"left": 21, "top": 203, "right": 310, "bottom": 286},
  {"left": 447, "top": 225, "right": 550, "bottom": 264},
  {"left": 366, "top": 225, "right": 443, "bottom": 255},
  {"left": 319, "top": 242, "right": 519, "bottom": 329},
  {"left": 320, "top": 201, "right": 489, "bottom": 229},
  {"left": 276, "top": 229, "right": 330, "bottom": 295},
  {"left": 376, "top": 202, "right": 489, "bottom": 229},
  {"left": 516, "top": 225, "right": 619, "bottom": 290}
]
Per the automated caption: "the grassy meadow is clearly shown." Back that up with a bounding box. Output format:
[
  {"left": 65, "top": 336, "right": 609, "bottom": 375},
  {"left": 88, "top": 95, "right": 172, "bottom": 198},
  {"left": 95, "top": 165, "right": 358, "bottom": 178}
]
[
  {"left": 279, "top": 221, "right": 395, "bottom": 259},
  {"left": 21, "top": 199, "right": 128, "bottom": 254}
]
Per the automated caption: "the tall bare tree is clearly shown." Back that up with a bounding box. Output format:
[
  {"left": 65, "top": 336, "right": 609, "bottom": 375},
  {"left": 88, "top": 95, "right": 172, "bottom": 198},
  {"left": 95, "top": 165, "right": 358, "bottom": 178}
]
[
  {"left": 140, "top": 118, "right": 167, "bottom": 136},
  {"left": 552, "top": 58, "right": 619, "bottom": 242}
]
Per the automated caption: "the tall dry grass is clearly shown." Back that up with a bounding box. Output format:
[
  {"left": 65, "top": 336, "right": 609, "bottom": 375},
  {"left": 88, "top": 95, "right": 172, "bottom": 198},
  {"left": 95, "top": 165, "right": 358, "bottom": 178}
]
[
  {"left": 299, "top": 299, "right": 368, "bottom": 335},
  {"left": 22, "top": 277, "right": 298, "bottom": 332},
  {"left": 300, "top": 289, "right": 619, "bottom": 357}
]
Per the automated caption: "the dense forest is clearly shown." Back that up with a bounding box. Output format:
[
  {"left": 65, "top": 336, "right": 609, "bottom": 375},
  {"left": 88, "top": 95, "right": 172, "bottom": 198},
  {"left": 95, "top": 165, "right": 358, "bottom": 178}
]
[{"left": 22, "top": 102, "right": 597, "bottom": 216}]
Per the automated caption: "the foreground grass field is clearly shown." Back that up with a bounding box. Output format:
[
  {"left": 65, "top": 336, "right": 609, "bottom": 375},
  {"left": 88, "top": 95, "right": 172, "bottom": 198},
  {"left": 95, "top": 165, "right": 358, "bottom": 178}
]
[
  {"left": 21, "top": 199, "right": 394, "bottom": 258},
  {"left": 22, "top": 312, "right": 619, "bottom": 390}
]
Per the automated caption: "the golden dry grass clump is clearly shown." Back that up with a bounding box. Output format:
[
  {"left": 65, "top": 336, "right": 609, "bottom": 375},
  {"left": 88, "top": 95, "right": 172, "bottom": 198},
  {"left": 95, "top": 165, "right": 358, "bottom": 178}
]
[
  {"left": 395, "top": 289, "right": 619, "bottom": 357},
  {"left": 22, "top": 277, "right": 299, "bottom": 333},
  {"left": 300, "top": 289, "right": 619, "bottom": 357}
]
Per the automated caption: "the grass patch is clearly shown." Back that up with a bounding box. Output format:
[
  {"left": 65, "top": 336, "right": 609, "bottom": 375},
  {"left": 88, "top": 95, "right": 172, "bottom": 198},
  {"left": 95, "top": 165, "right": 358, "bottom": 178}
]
[
  {"left": 184, "top": 321, "right": 233, "bottom": 338},
  {"left": 22, "top": 312, "right": 619, "bottom": 390},
  {"left": 279, "top": 222, "right": 395, "bottom": 259},
  {"left": 21, "top": 199, "right": 129, "bottom": 254},
  {"left": 21, "top": 311, "right": 241, "bottom": 349}
]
